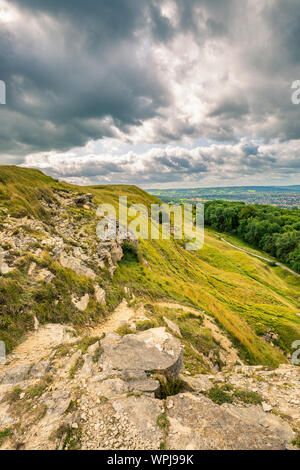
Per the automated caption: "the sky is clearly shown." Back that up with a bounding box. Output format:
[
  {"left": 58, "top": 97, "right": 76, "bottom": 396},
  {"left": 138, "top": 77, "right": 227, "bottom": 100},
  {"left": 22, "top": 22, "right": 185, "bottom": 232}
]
[{"left": 0, "top": 0, "right": 300, "bottom": 188}]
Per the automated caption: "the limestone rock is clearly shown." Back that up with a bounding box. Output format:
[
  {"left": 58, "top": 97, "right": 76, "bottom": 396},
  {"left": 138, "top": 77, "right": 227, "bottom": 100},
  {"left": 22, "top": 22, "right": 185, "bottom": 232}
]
[
  {"left": 166, "top": 393, "right": 285, "bottom": 450},
  {"left": 163, "top": 317, "right": 182, "bottom": 337},
  {"left": 222, "top": 404, "right": 295, "bottom": 444},
  {"left": 112, "top": 395, "right": 164, "bottom": 446},
  {"left": 29, "top": 361, "right": 51, "bottom": 378},
  {"left": 0, "top": 261, "right": 11, "bottom": 275},
  {"left": 58, "top": 251, "right": 96, "bottom": 280},
  {"left": 180, "top": 373, "right": 214, "bottom": 392},
  {"left": 73, "top": 294, "right": 90, "bottom": 312},
  {"left": 35, "top": 269, "right": 54, "bottom": 283},
  {"left": 128, "top": 379, "right": 160, "bottom": 395},
  {"left": 89, "top": 378, "right": 130, "bottom": 399},
  {"left": 262, "top": 402, "right": 272, "bottom": 412},
  {"left": 94, "top": 285, "right": 106, "bottom": 304},
  {"left": 0, "top": 363, "right": 31, "bottom": 385},
  {"left": 99, "top": 327, "right": 183, "bottom": 378},
  {"left": 74, "top": 193, "right": 94, "bottom": 208},
  {"left": 43, "top": 391, "right": 71, "bottom": 421}
]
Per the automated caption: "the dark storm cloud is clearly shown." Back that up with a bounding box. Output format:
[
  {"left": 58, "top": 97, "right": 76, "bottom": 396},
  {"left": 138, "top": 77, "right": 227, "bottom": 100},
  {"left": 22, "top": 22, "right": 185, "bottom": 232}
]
[
  {"left": 1, "top": 0, "right": 300, "bottom": 188},
  {"left": 209, "top": 96, "right": 249, "bottom": 119},
  {"left": 0, "top": 0, "right": 173, "bottom": 154}
]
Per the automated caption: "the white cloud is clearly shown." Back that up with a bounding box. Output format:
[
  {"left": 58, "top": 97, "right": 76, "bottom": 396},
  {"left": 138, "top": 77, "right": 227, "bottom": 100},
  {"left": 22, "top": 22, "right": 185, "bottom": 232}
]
[{"left": 22, "top": 138, "right": 300, "bottom": 187}]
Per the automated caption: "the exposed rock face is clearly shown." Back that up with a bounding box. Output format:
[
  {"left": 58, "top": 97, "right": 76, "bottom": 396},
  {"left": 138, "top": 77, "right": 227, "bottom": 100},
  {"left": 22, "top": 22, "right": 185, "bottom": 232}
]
[
  {"left": 74, "top": 193, "right": 94, "bottom": 209},
  {"left": 180, "top": 373, "right": 214, "bottom": 392},
  {"left": 0, "top": 294, "right": 298, "bottom": 451},
  {"left": 166, "top": 393, "right": 285, "bottom": 450},
  {"left": 58, "top": 251, "right": 96, "bottom": 280},
  {"left": 219, "top": 364, "right": 300, "bottom": 429},
  {"left": 0, "top": 364, "right": 31, "bottom": 385},
  {"left": 111, "top": 396, "right": 164, "bottom": 447},
  {"left": 222, "top": 403, "right": 295, "bottom": 443},
  {"left": 0, "top": 191, "right": 137, "bottom": 289}
]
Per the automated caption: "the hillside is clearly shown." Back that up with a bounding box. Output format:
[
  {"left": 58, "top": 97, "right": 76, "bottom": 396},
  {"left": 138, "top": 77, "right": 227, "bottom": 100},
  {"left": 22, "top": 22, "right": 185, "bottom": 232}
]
[
  {"left": 0, "top": 166, "right": 299, "bottom": 364},
  {"left": 0, "top": 166, "right": 299, "bottom": 450}
]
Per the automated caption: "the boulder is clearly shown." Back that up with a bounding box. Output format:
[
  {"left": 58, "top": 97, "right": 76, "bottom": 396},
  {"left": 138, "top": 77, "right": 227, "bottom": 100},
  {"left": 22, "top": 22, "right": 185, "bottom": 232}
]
[
  {"left": 73, "top": 294, "right": 90, "bottom": 312},
  {"left": 0, "top": 363, "right": 31, "bottom": 385},
  {"left": 99, "top": 328, "right": 183, "bottom": 378}
]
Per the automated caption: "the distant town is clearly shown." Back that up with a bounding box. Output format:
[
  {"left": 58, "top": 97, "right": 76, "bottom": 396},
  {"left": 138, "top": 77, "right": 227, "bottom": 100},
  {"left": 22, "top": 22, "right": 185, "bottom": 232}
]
[{"left": 148, "top": 186, "right": 300, "bottom": 209}]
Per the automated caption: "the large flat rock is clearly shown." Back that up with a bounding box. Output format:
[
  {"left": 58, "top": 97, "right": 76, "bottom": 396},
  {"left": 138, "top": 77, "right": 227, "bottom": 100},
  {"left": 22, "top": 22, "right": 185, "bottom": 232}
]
[
  {"left": 166, "top": 393, "right": 286, "bottom": 450},
  {"left": 99, "top": 328, "right": 183, "bottom": 378}
]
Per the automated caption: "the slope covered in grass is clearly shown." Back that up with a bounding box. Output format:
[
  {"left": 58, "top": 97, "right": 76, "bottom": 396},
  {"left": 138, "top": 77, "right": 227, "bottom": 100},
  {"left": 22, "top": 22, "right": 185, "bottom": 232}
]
[{"left": 0, "top": 166, "right": 299, "bottom": 367}]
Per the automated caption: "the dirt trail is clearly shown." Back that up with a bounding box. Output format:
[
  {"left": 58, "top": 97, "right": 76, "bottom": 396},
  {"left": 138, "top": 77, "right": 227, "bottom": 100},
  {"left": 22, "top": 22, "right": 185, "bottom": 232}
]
[
  {"left": 0, "top": 300, "right": 139, "bottom": 374},
  {"left": 156, "top": 301, "right": 241, "bottom": 366},
  {"left": 220, "top": 237, "right": 300, "bottom": 279},
  {"left": 0, "top": 324, "right": 76, "bottom": 372},
  {"left": 1, "top": 298, "right": 241, "bottom": 373},
  {"left": 90, "top": 299, "right": 137, "bottom": 337}
]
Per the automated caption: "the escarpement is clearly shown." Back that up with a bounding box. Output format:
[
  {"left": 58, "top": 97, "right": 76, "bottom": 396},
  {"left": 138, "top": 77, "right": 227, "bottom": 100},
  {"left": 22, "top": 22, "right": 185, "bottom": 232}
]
[{"left": 0, "top": 166, "right": 299, "bottom": 450}]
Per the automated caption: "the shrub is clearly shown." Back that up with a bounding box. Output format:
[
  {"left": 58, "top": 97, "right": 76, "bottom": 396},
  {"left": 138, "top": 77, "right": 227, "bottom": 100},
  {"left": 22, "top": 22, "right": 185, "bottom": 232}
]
[
  {"left": 116, "top": 325, "right": 134, "bottom": 336},
  {"left": 155, "top": 376, "right": 186, "bottom": 399},
  {"left": 121, "top": 241, "right": 139, "bottom": 263}
]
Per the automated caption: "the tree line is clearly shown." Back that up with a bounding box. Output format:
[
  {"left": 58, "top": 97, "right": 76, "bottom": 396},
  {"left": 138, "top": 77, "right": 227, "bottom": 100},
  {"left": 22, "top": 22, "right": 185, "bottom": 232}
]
[{"left": 204, "top": 200, "right": 300, "bottom": 273}]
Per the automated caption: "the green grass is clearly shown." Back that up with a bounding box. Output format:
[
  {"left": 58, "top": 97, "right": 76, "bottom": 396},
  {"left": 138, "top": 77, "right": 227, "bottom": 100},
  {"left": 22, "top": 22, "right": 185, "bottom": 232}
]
[
  {"left": 292, "top": 432, "right": 300, "bottom": 449},
  {"left": 115, "top": 325, "right": 135, "bottom": 336},
  {"left": 69, "top": 357, "right": 84, "bottom": 379},
  {"left": 206, "top": 384, "right": 262, "bottom": 405},
  {"left": 0, "top": 428, "right": 13, "bottom": 446},
  {"left": 51, "top": 424, "right": 82, "bottom": 450},
  {"left": 155, "top": 376, "right": 186, "bottom": 399},
  {"left": 156, "top": 413, "right": 170, "bottom": 430},
  {"left": 113, "top": 228, "right": 300, "bottom": 367}
]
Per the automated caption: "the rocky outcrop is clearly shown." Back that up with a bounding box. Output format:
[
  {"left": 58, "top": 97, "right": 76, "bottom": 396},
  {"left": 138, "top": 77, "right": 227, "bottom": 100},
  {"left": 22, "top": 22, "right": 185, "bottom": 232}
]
[
  {"left": 0, "top": 317, "right": 298, "bottom": 451},
  {"left": 74, "top": 193, "right": 94, "bottom": 209},
  {"left": 58, "top": 251, "right": 96, "bottom": 280},
  {"left": 166, "top": 393, "right": 286, "bottom": 450}
]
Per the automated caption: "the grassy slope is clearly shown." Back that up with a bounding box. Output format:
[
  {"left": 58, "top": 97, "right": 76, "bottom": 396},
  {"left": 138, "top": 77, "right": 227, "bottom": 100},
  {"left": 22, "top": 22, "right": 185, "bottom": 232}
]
[{"left": 0, "top": 166, "right": 299, "bottom": 367}]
